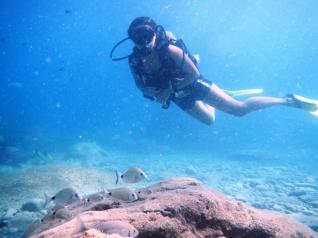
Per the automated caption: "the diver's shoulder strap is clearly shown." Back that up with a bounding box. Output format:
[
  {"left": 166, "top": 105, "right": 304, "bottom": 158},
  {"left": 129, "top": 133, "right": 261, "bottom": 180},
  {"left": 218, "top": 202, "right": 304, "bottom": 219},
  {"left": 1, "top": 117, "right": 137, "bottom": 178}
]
[
  {"left": 156, "top": 33, "right": 185, "bottom": 70},
  {"left": 157, "top": 31, "right": 198, "bottom": 70}
]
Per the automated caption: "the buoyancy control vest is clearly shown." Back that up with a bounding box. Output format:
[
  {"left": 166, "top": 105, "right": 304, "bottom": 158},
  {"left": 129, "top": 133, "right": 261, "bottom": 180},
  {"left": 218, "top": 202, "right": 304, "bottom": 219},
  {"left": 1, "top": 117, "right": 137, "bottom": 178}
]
[{"left": 128, "top": 28, "right": 199, "bottom": 95}]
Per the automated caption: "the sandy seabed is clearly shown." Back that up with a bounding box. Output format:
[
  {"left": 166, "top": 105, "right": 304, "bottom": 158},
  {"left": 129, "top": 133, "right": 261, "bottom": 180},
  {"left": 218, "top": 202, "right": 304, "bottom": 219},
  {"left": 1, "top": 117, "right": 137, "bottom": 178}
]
[{"left": 0, "top": 142, "right": 317, "bottom": 237}]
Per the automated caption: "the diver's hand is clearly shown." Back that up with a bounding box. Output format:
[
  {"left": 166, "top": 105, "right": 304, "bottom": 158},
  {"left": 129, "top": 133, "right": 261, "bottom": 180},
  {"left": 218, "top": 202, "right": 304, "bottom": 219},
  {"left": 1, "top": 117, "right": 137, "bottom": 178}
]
[{"left": 155, "top": 87, "right": 174, "bottom": 105}]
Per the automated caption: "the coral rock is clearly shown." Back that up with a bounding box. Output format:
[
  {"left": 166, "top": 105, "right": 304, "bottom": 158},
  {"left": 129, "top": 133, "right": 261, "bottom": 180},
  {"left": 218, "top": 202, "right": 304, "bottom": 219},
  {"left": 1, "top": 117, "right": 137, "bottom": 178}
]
[{"left": 25, "top": 177, "right": 317, "bottom": 238}]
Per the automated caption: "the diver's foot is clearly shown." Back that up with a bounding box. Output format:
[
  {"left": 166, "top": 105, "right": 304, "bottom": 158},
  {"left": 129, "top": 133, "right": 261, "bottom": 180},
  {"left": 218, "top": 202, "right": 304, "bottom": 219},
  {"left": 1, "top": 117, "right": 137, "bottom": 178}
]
[{"left": 286, "top": 94, "right": 318, "bottom": 112}]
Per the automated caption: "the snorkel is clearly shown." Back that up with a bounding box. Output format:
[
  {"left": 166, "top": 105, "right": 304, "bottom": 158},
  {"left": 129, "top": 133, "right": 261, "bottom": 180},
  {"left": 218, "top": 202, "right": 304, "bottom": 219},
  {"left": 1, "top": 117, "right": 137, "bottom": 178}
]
[{"left": 110, "top": 17, "right": 158, "bottom": 61}]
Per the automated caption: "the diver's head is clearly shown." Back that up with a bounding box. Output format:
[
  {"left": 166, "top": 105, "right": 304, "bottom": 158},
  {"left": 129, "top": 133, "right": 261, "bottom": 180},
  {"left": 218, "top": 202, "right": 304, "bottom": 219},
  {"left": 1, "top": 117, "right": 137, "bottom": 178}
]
[
  {"left": 109, "top": 17, "right": 159, "bottom": 60},
  {"left": 128, "top": 17, "right": 157, "bottom": 50}
]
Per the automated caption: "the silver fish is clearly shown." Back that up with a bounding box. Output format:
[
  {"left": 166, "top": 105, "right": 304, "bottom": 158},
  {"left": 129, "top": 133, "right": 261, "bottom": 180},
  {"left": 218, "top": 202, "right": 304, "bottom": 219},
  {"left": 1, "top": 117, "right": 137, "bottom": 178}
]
[
  {"left": 107, "top": 187, "right": 138, "bottom": 202},
  {"left": 51, "top": 187, "right": 80, "bottom": 206},
  {"left": 116, "top": 167, "right": 148, "bottom": 184},
  {"left": 85, "top": 192, "right": 105, "bottom": 203},
  {"left": 20, "top": 198, "right": 48, "bottom": 213}
]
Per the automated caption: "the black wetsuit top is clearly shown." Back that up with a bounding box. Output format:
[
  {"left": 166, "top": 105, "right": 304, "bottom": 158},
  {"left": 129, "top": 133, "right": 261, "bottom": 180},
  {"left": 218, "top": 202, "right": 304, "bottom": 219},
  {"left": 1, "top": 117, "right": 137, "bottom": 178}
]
[{"left": 129, "top": 41, "right": 212, "bottom": 110}]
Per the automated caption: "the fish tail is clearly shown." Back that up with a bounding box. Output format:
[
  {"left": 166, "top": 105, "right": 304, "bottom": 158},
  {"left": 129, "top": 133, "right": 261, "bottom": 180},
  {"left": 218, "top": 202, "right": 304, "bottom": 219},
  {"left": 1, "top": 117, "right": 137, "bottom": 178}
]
[
  {"left": 115, "top": 170, "right": 121, "bottom": 184},
  {"left": 43, "top": 192, "right": 51, "bottom": 208}
]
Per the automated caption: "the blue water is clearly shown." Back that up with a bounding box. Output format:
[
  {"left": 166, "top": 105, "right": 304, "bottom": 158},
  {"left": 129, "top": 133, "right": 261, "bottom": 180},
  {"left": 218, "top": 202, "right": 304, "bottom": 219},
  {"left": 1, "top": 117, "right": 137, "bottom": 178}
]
[{"left": 1, "top": 0, "right": 318, "bottom": 236}]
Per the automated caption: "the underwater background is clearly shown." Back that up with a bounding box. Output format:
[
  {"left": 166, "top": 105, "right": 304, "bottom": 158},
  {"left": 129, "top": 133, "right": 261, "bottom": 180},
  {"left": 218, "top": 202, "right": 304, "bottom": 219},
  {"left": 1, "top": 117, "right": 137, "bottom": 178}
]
[{"left": 0, "top": 0, "right": 318, "bottom": 237}]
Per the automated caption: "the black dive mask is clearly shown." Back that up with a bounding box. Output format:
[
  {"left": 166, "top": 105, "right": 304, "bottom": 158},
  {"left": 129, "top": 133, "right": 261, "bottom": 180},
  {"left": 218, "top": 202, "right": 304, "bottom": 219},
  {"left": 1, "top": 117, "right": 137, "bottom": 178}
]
[
  {"left": 130, "top": 25, "right": 155, "bottom": 46},
  {"left": 110, "top": 25, "right": 162, "bottom": 61}
]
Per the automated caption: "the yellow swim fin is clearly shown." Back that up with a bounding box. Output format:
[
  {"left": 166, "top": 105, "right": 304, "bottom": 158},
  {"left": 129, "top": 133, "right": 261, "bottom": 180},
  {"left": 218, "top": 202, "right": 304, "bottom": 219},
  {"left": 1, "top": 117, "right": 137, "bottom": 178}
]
[
  {"left": 310, "top": 109, "right": 318, "bottom": 117},
  {"left": 287, "top": 94, "right": 318, "bottom": 115},
  {"left": 224, "top": 88, "right": 264, "bottom": 97}
]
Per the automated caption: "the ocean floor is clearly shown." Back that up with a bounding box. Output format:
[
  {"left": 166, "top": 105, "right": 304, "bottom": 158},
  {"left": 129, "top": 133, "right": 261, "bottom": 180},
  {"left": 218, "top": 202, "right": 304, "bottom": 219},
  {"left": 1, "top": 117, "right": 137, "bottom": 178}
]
[{"left": 0, "top": 141, "right": 317, "bottom": 237}]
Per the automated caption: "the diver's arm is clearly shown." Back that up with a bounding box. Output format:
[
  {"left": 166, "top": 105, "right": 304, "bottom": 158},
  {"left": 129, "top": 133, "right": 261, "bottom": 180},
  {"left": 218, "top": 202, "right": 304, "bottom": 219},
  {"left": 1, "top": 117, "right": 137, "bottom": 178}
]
[
  {"left": 129, "top": 65, "right": 172, "bottom": 105},
  {"left": 167, "top": 44, "right": 201, "bottom": 90},
  {"left": 129, "top": 65, "right": 159, "bottom": 98}
]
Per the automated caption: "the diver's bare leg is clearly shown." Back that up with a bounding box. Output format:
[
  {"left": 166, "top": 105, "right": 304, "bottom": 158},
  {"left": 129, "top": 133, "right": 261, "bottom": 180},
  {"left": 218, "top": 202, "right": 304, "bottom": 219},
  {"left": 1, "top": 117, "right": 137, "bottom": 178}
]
[
  {"left": 204, "top": 83, "right": 289, "bottom": 116},
  {"left": 185, "top": 101, "right": 215, "bottom": 125}
]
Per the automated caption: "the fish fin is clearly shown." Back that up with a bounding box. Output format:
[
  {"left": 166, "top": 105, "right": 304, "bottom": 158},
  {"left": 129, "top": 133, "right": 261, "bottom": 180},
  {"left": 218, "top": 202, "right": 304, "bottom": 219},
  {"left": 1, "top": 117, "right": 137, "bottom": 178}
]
[
  {"left": 46, "top": 153, "right": 53, "bottom": 161},
  {"left": 115, "top": 170, "right": 121, "bottom": 184},
  {"left": 43, "top": 192, "right": 51, "bottom": 208}
]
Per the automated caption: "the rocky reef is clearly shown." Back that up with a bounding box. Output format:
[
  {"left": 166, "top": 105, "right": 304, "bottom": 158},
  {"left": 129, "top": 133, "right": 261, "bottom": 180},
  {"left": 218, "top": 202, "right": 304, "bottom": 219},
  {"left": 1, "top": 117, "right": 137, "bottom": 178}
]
[{"left": 25, "top": 177, "right": 317, "bottom": 238}]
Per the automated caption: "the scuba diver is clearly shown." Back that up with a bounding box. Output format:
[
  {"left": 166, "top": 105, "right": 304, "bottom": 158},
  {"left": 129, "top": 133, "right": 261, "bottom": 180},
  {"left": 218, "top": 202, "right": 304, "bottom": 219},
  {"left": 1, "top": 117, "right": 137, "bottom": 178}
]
[{"left": 110, "top": 16, "right": 318, "bottom": 125}]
